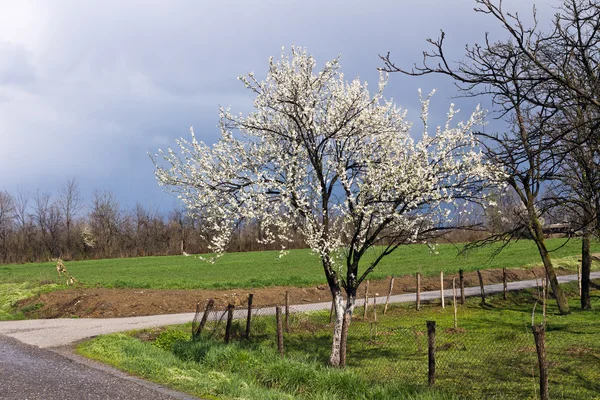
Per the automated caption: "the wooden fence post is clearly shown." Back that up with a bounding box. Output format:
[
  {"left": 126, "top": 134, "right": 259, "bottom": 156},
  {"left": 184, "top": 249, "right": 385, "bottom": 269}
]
[
  {"left": 532, "top": 324, "right": 549, "bottom": 400},
  {"left": 285, "top": 290, "right": 290, "bottom": 333},
  {"left": 193, "top": 299, "right": 214, "bottom": 340},
  {"left": 363, "top": 280, "right": 369, "bottom": 319},
  {"left": 452, "top": 277, "right": 457, "bottom": 329},
  {"left": 427, "top": 321, "right": 436, "bottom": 387},
  {"left": 503, "top": 268, "right": 508, "bottom": 300},
  {"left": 440, "top": 271, "right": 445, "bottom": 308},
  {"left": 225, "top": 303, "right": 234, "bottom": 344},
  {"left": 373, "top": 295, "right": 378, "bottom": 323},
  {"left": 459, "top": 269, "right": 465, "bottom": 305},
  {"left": 276, "top": 306, "right": 284, "bottom": 356},
  {"left": 199, "top": 299, "right": 215, "bottom": 333},
  {"left": 245, "top": 293, "right": 253, "bottom": 339},
  {"left": 416, "top": 273, "right": 421, "bottom": 311},
  {"left": 542, "top": 277, "right": 547, "bottom": 325},
  {"left": 384, "top": 276, "right": 394, "bottom": 315},
  {"left": 477, "top": 270, "right": 486, "bottom": 306}
]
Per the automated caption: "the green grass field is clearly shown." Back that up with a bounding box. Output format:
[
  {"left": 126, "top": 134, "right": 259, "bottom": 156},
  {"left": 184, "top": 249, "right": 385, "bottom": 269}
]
[
  {"left": 1, "top": 238, "right": 598, "bottom": 290},
  {"left": 78, "top": 281, "right": 600, "bottom": 399}
]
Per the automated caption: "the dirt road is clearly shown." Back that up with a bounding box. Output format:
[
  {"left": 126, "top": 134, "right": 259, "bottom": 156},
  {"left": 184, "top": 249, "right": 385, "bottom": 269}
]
[
  {"left": 2, "top": 271, "right": 596, "bottom": 348},
  {"left": 15, "top": 266, "right": 572, "bottom": 319}
]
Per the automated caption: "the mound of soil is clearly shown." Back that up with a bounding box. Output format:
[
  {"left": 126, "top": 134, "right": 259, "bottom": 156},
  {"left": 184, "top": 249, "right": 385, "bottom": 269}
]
[{"left": 16, "top": 266, "right": 571, "bottom": 319}]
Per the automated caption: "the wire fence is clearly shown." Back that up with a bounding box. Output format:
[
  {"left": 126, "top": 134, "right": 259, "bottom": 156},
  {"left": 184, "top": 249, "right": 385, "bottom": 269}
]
[
  {"left": 189, "top": 291, "right": 600, "bottom": 400},
  {"left": 346, "top": 321, "right": 540, "bottom": 399}
]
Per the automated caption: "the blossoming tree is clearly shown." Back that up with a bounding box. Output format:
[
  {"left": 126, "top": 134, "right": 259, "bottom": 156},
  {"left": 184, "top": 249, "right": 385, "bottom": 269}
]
[{"left": 153, "top": 47, "right": 502, "bottom": 366}]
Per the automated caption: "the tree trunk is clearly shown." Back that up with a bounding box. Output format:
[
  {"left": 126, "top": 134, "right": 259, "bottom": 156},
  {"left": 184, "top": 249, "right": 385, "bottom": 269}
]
[
  {"left": 531, "top": 216, "right": 570, "bottom": 314},
  {"left": 329, "top": 290, "right": 355, "bottom": 367},
  {"left": 581, "top": 229, "right": 592, "bottom": 310}
]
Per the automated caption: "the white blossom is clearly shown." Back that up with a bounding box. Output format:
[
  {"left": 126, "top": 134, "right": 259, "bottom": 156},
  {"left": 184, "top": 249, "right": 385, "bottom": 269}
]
[
  {"left": 152, "top": 46, "right": 504, "bottom": 365},
  {"left": 153, "top": 45, "right": 503, "bottom": 269}
]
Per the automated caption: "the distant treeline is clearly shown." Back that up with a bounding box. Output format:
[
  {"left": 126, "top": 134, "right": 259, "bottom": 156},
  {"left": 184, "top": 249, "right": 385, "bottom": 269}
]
[
  {"left": 0, "top": 179, "right": 307, "bottom": 264},
  {"left": 0, "top": 179, "right": 544, "bottom": 265}
]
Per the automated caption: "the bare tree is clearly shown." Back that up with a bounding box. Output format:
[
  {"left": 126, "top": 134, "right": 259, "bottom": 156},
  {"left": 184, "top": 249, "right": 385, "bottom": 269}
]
[
  {"left": 58, "top": 178, "right": 84, "bottom": 256},
  {"left": 89, "top": 191, "right": 122, "bottom": 258},
  {"left": 379, "top": 0, "right": 600, "bottom": 314},
  {"left": 0, "top": 191, "right": 16, "bottom": 263},
  {"left": 546, "top": 105, "right": 600, "bottom": 309}
]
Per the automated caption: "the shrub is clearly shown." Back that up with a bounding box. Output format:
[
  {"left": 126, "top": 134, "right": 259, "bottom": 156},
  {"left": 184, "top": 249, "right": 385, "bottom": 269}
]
[{"left": 152, "top": 329, "right": 190, "bottom": 351}]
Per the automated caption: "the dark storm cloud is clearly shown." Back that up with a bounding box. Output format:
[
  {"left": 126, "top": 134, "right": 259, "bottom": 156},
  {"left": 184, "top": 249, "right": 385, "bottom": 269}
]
[{"left": 0, "top": 0, "right": 556, "bottom": 211}]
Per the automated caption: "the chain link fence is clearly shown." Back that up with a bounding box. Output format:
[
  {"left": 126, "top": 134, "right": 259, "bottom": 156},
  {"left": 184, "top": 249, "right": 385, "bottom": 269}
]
[{"left": 189, "top": 292, "right": 600, "bottom": 399}]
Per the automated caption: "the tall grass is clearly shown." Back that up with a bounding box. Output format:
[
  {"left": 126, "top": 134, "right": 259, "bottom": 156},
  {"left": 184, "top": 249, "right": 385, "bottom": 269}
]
[
  {"left": 78, "top": 281, "right": 600, "bottom": 399},
  {"left": 79, "top": 332, "right": 457, "bottom": 400}
]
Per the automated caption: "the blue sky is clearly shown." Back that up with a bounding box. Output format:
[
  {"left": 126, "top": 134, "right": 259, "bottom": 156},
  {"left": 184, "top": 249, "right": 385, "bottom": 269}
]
[{"left": 0, "top": 0, "right": 555, "bottom": 213}]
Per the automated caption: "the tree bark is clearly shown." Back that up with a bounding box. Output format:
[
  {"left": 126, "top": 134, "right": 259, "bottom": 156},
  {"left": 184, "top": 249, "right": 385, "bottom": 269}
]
[
  {"left": 339, "top": 312, "right": 350, "bottom": 367},
  {"left": 531, "top": 215, "right": 570, "bottom": 314},
  {"left": 581, "top": 230, "right": 592, "bottom": 310},
  {"left": 329, "top": 290, "right": 355, "bottom": 367}
]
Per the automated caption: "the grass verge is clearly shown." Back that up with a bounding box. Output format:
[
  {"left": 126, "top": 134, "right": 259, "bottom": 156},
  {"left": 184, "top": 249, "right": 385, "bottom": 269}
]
[
  {"left": 78, "top": 331, "right": 456, "bottom": 400},
  {"left": 78, "top": 280, "right": 600, "bottom": 399},
  {"left": 0, "top": 282, "right": 59, "bottom": 320}
]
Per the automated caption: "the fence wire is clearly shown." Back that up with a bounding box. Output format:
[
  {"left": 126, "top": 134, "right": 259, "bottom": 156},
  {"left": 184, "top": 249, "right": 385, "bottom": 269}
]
[{"left": 190, "top": 296, "right": 600, "bottom": 400}]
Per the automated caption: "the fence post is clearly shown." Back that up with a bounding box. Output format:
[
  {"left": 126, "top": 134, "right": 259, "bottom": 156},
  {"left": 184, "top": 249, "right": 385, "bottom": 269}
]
[
  {"left": 477, "top": 270, "right": 486, "bottom": 306},
  {"left": 245, "top": 293, "right": 253, "bottom": 339},
  {"left": 427, "top": 320, "right": 436, "bottom": 387},
  {"left": 276, "top": 306, "right": 284, "bottom": 356},
  {"left": 416, "top": 273, "right": 421, "bottom": 311},
  {"left": 285, "top": 290, "right": 290, "bottom": 333},
  {"left": 532, "top": 324, "right": 549, "bottom": 400},
  {"left": 452, "top": 277, "right": 457, "bottom": 329},
  {"left": 459, "top": 269, "right": 465, "bottom": 305},
  {"left": 225, "top": 303, "right": 235, "bottom": 344},
  {"left": 384, "top": 276, "right": 394, "bottom": 315},
  {"left": 440, "top": 271, "right": 445, "bottom": 308},
  {"left": 373, "top": 295, "right": 378, "bottom": 323},
  {"left": 503, "top": 268, "right": 508, "bottom": 300},
  {"left": 542, "top": 277, "right": 547, "bottom": 325},
  {"left": 363, "top": 280, "right": 369, "bottom": 319},
  {"left": 191, "top": 302, "right": 201, "bottom": 339},
  {"left": 193, "top": 299, "right": 214, "bottom": 340}
]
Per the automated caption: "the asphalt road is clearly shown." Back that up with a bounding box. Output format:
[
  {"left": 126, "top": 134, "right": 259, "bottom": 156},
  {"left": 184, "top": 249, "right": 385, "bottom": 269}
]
[
  {"left": 0, "top": 335, "right": 198, "bottom": 400},
  {"left": 0, "top": 271, "right": 598, "bottom": 399}
]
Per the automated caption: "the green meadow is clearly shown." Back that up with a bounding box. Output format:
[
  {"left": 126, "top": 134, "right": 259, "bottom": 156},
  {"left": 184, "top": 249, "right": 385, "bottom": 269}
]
[{"left": 0, "top": 238, "right": 598, "bottom": 290}]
